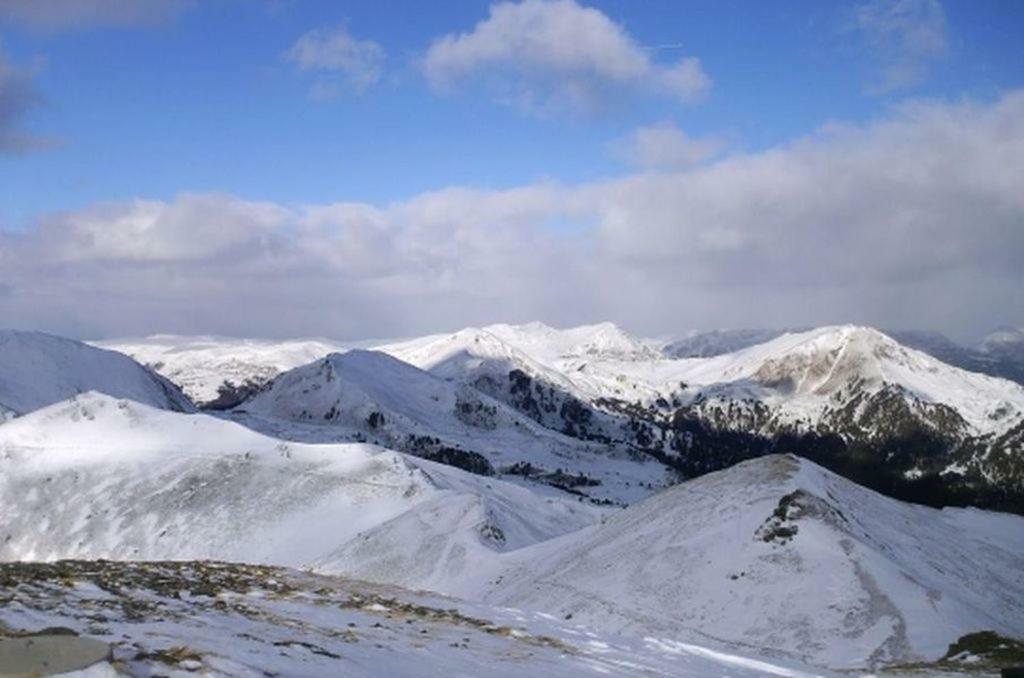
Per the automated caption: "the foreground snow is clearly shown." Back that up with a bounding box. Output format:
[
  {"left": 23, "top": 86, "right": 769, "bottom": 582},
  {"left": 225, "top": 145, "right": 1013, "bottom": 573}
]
[{"left": 0, "top": 560, "right": 828, "bottom": 677}]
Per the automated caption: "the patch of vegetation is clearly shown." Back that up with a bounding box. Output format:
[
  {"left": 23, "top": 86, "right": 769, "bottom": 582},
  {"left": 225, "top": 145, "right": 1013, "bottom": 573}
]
[
  {"left": 943, "top": 631, "right": 1024, "bottom": 665},
  {"left": 339, "top": 592, "right": 576, "bottom": 654},
  {"left": 133, "top": 645, "right": 203, "bottom": 666},
  {"left": 0, "top": 560, "right": 297, "bottom": 599},
  {"left": 886, "top": 631, "right": 1024, "bottom": 675},
  {"left": 404, "top": 435, "right": 495, "bottom": 476},
  {"left": 272, "top": 639, "right": 341, "bottom": 658},
  {"left": 202, "top": 378, "right": 267, "bottom": 410}
]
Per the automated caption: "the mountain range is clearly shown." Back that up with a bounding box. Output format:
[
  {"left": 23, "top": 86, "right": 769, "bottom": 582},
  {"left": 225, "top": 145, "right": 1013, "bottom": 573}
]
[
  {"left": 102, "top": 322, "right": 1024, "bottom": 511},
  {"left": 2, "top": 322, "right": 1023, "bottom": 674}
]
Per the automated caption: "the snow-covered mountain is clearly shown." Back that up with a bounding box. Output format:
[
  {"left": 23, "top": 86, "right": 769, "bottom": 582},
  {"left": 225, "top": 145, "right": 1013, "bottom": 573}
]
[
  {"left": 94, "top": 334, "right": 351, "bottom": 407},
  {"left": 235, "top": 349, "right": 665, "bottom": 503},
  {"left": 81, "top": 323, "right": 1024, "bottom": 512},
  {"left": 671, "top": 325, "right": 1023, "bottom": 436},
  {"left": 0, "top": 392, "right": 601, "bottom": 567},
  {"left": 376, "top": 323, "right": 1024, "bottom": 512},
  {"left": 662, "top": 327, "right": 1024, "bottom": 386},
  {"left": 480, "top": 454, "right": 1024, "bottom": 669},
  {"left": 0, "top": 330, "right": 192, "bottom": 420},
  {"left": 3, "top": 398, "right": 1020, "bottom": 673}
]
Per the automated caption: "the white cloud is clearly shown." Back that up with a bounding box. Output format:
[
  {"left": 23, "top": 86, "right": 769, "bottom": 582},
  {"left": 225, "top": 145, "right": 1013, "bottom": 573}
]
[
  {"left": 423, "top": 0, "right": 710, "bottom": 115},
  {"left": 36, "top": 193, "right": 289, "bottom": 262},
  {"left": 0, "top": 0, "right": 191, "bottom": 31},
  {"left": 611, "top": 122, "right": 724, "bottom": 170},
  {"left": 2, "top": 90, "right": 1022, "bottom": 340},
  {"left": 851, "top": 0, "right": 948, "bottom": 94},
  {"left": 286, "top": 25, "right": 385, "bottom": 95}
]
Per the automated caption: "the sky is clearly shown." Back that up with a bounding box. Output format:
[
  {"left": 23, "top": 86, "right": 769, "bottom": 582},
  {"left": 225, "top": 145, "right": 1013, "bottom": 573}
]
[{"left": 0, "top": 0, "right": 1022, "bottom": 343}]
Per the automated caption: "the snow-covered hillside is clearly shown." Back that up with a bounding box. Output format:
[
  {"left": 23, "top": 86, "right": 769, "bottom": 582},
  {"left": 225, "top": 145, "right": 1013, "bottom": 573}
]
[
  {"left": 3, "top": 398, "right": 1020, "bottom": 673},
  {"left": 94, "top": 334, "right": 351, "bottom": 407},
  {"left": 481, "top": 454, "right": 1024, "bottom": 669},
  {"left": 0, "top": 393, "right": 601, "bottom": 568},
  {"left": 235, "top": 349, "right": 665, "bottom": 503},
  {"left": 0, "top": 330, "right": 192, "bottom": 418}
]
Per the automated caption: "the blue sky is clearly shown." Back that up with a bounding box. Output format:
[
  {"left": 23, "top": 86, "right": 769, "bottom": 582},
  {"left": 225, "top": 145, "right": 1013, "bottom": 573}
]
[
  {"left": 2, "top": 0, "right": 1021, "bottom": 227},
  {"left": 0, "top": 0, "right": 1022, "bottom": 340}
]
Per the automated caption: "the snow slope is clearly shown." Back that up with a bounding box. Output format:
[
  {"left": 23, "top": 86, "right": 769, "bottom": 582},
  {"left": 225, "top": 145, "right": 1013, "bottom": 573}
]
[
  {"left": 0, "top": 393, "right": 600, "bottom": 569},
  {"left": 94, "top": 334, "right": 351, "bottom": 405},
  {"left": 236, "top": 349, "right": 665, "bottom": 503},
  {"left": 0, "top": 330, "right": 192, "bottom": 417},
  {"left": 481, "top": 454, "right": 1024, "bottom": 669}
]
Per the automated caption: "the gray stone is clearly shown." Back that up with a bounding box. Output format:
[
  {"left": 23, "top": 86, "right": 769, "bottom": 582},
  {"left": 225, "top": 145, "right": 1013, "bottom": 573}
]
[{"left": 0, "top": 634, "right": 111, "bottom": 675}]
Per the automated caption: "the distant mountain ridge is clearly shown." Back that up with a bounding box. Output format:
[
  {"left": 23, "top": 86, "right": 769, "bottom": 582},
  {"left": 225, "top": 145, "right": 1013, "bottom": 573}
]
[{"left": 75, "top": 322, "right": 1024, "bottom": 513}]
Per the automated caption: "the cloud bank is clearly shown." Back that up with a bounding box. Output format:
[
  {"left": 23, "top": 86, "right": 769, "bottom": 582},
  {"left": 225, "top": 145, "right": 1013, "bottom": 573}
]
[{"left": 1, "top": 90, "right": 1021, "bottom": 340}]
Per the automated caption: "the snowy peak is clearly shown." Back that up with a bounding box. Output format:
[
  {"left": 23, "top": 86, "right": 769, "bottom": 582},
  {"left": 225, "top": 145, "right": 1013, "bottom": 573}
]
[
  {"left": 704, "top": 325, "right": 1024, "bottom": 435},
  {"left": 384, "top": 326, "right": 580, "bottom": 396},
  {"left": 243, "top": 349, "right": 465, "bottom": 429},
  {"left": 485, "top": 321, "right": 660, "bottom": 362},
  {"left": 747, "top": 326, "right": 909, "bottom": 396},
  {"left": 0, "top": 330, "right": 193, "bottom": 417}
]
